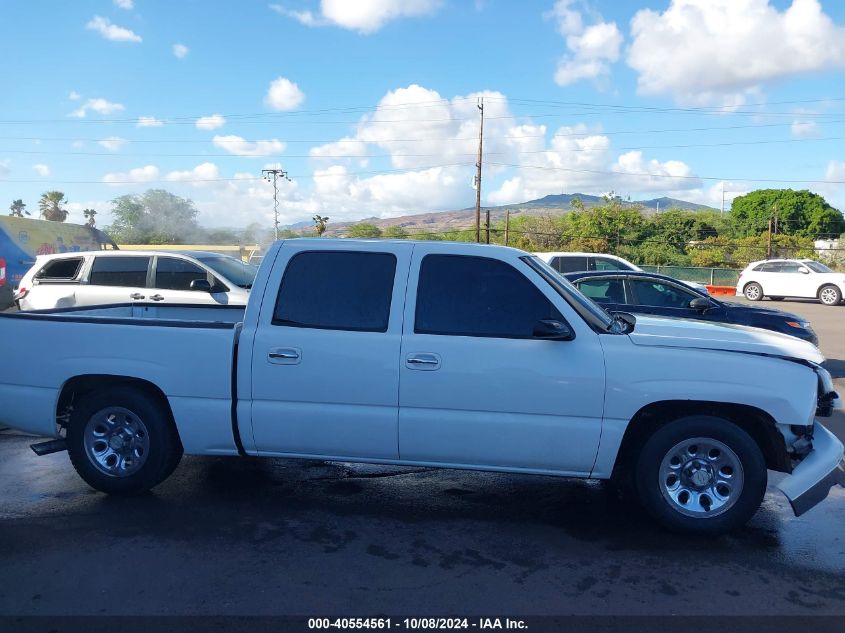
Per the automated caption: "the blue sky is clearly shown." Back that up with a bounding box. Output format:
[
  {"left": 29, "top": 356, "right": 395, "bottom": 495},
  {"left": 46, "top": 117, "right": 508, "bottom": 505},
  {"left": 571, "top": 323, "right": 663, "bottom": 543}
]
[{"left": 1, "top": 0, "right": 845, "bottom": 230}]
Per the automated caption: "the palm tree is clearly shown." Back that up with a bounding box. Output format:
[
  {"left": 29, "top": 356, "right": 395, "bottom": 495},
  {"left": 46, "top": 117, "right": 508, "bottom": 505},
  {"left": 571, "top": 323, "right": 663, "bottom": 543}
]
[
  {"left": 9, "top": 199, "right": 28, "bottom": 217},
  {"left": 83, "top": 208, "right": 97, "bottom": 227},
  {"left": 313, "top": 214, "right": 329, "bottom": 237},
  {"left": 39, "top": 191, "right": 68, "bottom": 222}
]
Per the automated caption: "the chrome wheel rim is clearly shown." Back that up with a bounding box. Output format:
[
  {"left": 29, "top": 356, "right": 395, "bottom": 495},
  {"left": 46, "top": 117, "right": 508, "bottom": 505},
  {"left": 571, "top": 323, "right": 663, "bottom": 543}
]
[
  {"left": 83, "top": 407, "right": 150, "bottom": 477},
  {"left": 820, "top": 287, "right": 838, "bottom": 305},
  {"left": 744, "top": 285, "right": 761, "bottom": 300},
  {"left": 659, "top": 437, "right": 744, "bottom": 518}
]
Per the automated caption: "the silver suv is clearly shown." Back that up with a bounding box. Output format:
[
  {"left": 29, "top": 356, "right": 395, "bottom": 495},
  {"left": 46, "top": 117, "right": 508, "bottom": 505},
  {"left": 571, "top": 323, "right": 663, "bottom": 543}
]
[{"left": 15, "top": 250, "right": 256, "bottom": 311}]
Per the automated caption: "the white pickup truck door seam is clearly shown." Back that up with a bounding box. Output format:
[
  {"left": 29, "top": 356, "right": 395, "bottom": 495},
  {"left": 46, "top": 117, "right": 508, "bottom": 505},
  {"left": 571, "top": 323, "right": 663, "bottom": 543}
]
[
  {"left": 398, "top": 245, "right": 606, "bottom": 475},
  {"left": 248, "top": 241, "right": 413, "bottom": 459}
]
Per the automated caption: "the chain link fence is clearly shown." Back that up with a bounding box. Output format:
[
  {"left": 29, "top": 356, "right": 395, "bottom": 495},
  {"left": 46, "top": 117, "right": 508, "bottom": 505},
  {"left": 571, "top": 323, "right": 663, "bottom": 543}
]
[{"left": 640, "top": 265, "right": 742, "bottom": 287}]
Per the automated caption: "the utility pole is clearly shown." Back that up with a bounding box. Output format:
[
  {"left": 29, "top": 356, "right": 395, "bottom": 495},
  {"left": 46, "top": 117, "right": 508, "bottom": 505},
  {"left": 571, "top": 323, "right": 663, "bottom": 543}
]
[
  {"left": 485, "top": 209, "right": 490, "bottom": 244},
  {"left": 262, "top": 168, "right": 290, "bottom": 241},
  {"left": 504, "top": 210, "right": 510, "bottom": 246},
  {"left": 721, "top": 183, "right": 725, "bottom": 214},
  {"left": 767, "top": 217, "right": 773, "bottom": 259},
  {"left": 474, "top": 98, "right": 484, "bottom": 243}
]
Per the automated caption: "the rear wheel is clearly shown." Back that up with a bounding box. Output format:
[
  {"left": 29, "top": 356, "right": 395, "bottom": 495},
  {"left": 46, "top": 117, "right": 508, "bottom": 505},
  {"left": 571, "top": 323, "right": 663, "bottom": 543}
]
[
  {"left": 818, "top": 285, "right": 841, "bottom": 306},
  {"left": 67, "top": 386, "right": 182, "bottom": 494},
  {"left": 743, "top": 282, "right": 763, "bottom": 301},
  {"left": 635, "top": 415, "right": 767, "bottom": 534}
]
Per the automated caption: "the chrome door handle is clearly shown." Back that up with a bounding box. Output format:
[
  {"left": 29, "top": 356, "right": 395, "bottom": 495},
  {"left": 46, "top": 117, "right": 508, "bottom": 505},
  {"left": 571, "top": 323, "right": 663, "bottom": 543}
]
[
  {"left": 268, "top": 347, "right": 301, "bottom": 364},
  {"left": 130, "top": 293, "right": 145, "bottom": 300},
  {"left": 405, "top": 353, "right": 441, "bottom": 370},
  {"left": 269, "top": 351, "right": 299, "bottom": 360},
  {"left": 149, "top": 294, "right": 165, "bottom": 301}
]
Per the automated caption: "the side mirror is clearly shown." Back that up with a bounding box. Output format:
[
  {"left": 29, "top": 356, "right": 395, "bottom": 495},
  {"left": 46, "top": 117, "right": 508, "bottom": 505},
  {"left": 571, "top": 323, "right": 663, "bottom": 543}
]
[
  {"left": 799, "top": 267, "right": 810, "bottom": 274},
  {"left": 189, "top": 279, "right": 212, "bottom": 292},
  {"left": 533, "top": 319, "right": 575, "bottom": 341},
  {"left": 689, "top": 297, "right": 712, "bottom": 311}
]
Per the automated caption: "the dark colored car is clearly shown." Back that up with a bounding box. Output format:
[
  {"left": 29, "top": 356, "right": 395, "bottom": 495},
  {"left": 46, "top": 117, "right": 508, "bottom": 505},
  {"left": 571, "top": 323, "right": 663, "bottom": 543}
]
[{"left": 564, "top": 270, "right": 819, "bottom": 346}]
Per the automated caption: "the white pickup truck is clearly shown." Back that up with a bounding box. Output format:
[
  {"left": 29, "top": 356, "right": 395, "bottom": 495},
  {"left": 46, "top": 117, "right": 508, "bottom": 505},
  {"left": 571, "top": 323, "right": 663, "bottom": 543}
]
[{"left": 1, "top": 239, "right": 843, "bottom": 534}]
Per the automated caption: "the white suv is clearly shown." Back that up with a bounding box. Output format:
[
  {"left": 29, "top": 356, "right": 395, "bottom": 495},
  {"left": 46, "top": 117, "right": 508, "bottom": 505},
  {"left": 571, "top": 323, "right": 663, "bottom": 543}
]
[
  {"left": 737, "top": 258, "right": 845, "bottom": 306},
  {"left": 15, "top": 250, "right": 256, "bottom": 311}
]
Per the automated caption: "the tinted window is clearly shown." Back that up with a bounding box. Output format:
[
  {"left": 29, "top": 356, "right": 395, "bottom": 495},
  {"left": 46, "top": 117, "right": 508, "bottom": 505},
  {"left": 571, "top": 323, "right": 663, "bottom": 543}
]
[
  {"left": 592, "top": 257, "right": 632, "bottom": 272},
  {"left": 551, "top": 256, "right": 589, "bottom": 273},
  {"left": 804, "top": 261, "right": 833, "bottom": 273},
  {"left": 194, "top": 255, "right": 258, "bottom": 288},
  {"left": 36, "top": 258, "right": 83, "bottom": 280},
  {"left": 577, "top": 278, "right": 626, "bottom": 304},
  {"left": 273, "top": 251, "right": 396, "bottom": 332},
  {"left": 155, "top": 257, "right": 209, "bottom": 291},
  {"left": 759, "top": 262, "right": 783, "bottom": 272},
  {"left": 630, "top": 279, "right": 695, "bottom": 308},
  {"left": 416, "top": 255, "right": 564, "bottom": 338},
  {"left": 89, "top": 256, "right": 150, "bottom": 287}
]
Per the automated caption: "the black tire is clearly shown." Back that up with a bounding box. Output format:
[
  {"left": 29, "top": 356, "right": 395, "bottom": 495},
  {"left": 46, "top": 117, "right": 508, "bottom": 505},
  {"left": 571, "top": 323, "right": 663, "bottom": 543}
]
[
  {"left": 743, "top": 282, "right": 763, "bottom": 301},
  {"left": 67, "top": 386, "right": 183, "bottom": 494},
  {"left": 818, "top": 284, "right": 842, "bottom": 306},
  {"left": 635, "top": 415, "right": 766, "bottom": 534},
  {"left": 768, "top": 296, "right": 784, "bottom": 301}
]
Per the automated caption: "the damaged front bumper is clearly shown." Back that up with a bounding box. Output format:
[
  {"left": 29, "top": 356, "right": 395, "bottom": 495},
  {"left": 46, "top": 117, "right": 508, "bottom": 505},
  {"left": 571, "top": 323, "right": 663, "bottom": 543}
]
[{"left": 777, "top": 421, "right": 845, "bottom": 516}]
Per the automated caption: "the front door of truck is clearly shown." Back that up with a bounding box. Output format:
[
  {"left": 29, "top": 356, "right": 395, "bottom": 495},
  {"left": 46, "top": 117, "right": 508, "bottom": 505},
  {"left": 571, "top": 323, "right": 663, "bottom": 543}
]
[
  {"left": 249, "top": 241, "right": 412, "bottom": 459},
  {"left": 398, "top": 246, "right": 605, "bottom": 475}
]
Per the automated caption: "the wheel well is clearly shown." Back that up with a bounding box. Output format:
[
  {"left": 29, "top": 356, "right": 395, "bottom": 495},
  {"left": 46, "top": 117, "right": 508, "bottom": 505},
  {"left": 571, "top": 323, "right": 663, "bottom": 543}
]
[
  {"left": 611, "top": 400, "right": 791, "bottom": 483},
  {"left": 56, "top": 375, "right": 177, "bottom": 434},
  {"left": 743, "top": 281, "right": 761, "bottom": 291},
  {"left": 817, "top": 283, "right": 839, "bottom": 297}
]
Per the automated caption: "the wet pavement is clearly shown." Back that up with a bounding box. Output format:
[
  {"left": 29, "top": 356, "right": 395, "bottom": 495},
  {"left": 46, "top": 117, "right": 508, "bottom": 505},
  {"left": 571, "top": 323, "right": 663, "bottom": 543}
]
[{"left": 1, "top": 298, "right": 845, "bottom": 616}]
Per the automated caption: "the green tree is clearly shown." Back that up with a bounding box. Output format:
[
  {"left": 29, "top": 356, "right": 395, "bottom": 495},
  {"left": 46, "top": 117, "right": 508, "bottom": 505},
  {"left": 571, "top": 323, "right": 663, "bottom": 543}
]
[
  {"left": 9, "top": 199, "right": 28, "bottom": 217},
  {"left": 38, "top": 191, "right": 68, "bottom": 222},
  {"left": 83, "top": 208, "right": 97, "bottom": 227},
  {"left": 729, "top": 189, "right": 844, "bottom": 238},
  {"left": 105, "top": 189, "right": 200, "bottom": 244},
  {"left": 382, "top": 225, "right": 409, "bottom": 239},
  {"left": 347, "top": 223, "right": 383, "bottom": 238},
  {"left": 313, "top": 215, "right": 329, "bottom": 237}
]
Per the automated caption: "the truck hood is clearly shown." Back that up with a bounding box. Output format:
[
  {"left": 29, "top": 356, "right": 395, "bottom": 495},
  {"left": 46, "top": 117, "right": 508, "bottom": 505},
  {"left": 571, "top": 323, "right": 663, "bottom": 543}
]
[{"left": 626, "top": 314, "right": 824, "bottom": 364}]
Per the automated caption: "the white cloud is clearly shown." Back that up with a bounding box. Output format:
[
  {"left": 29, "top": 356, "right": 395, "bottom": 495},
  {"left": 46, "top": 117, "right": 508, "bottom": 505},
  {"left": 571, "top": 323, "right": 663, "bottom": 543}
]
[
  {"left": 165, "top": 162, "right": 221, "bottom": 185},
  {"left": 103, "top": 165, "right": 160, "bottom": 185},
  {"left": 264, "top": 77, "right": 305, "bottom": 111},
  {"left": 137, "top": 116, "right": 164, "bottom": 127},
  {"left": 310, "top": 137, "right": 369, "bottom": 166},
  {"left": 212, "top": 135, "right": 286, "bottom": 157},
  {"left": 68, "top": 91, "right": 81, "bottom": 101},
  {"left": 791, "top": 119, "right": 820, "bottom": 138},
  {"left": 548, "top": 0, "right": 622, "bottom": 87},
  {"left": 627, "top": 0, "right": 845, "bottom": 105},
  {"left": 86, "top": 15, "right": 142, "bottom": 43},
  {"left": 98, "top": 136, "right": 129, "bottom": 151},
  {"left": 271, "top": 0, "right": 442, "bottom": 34},
  {"left": 70, "top": 97, "right": 125, "bottom": 118},
  {"left": 826, "top": 160, "right": 845, "bottom": 183},
  {"left": 195, "top": 114, "right": 225, "bottom": 130},
  {"left": 32, "top": 164, "right": 50, "bottom": 177},
  {"left": 114, "top": 0, "right": 134, "bottom": 9},
  {"left": 173, "top": 43, "right": 189, "bottom": 59},
  {"left": 0, "top": 160, "right": 9, "bottom": 178}
]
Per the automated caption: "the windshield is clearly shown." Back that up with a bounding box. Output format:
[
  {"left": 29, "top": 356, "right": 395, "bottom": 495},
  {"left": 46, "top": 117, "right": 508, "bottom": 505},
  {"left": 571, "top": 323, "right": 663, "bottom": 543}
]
[
  {"left": 803, "top": 260, "right": 833, "bottom": 273},
  {"left": 522, "top": 256, "right": 616, "bottom": 332},
  {"left": 194, "top": 254, "right": 259, "bottom": 289}
]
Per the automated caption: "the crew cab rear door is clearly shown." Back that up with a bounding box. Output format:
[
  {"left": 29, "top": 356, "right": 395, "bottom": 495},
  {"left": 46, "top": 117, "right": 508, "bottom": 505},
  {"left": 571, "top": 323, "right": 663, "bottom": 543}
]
[
  {"left": 398, "top": 244, "right": 605, "bottom": 474},
  {"left": 249, "top": 241, "right": 412, "bottom": 459}
]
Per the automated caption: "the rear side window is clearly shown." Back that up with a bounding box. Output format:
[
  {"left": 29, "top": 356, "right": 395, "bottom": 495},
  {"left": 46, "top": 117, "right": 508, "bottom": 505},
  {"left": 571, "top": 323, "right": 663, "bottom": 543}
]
[
  {"left": 592, "top": 257, "right": 632, "bottom": 272},
  {"left": 577, "top": 278, "right": 626, "bottom": 304},
  {"left": 757, "top": 262, "right": 782, "bottom": 272},
  {"left": 36, "top": 258, "right": 83, "bottom": 281},
  {"left": 155, "top": 257, "right": 209, "bottom": 291},
  {"left": 550, "top": 256, "right": 589, "bottom": 273},
  {"left": 89, "top": 256, "right": 150, "bottom": 287},
  {"left": 415, "top": 255, "right": 564, "bottom": 338},
  {"left": 273, "top": 251, "right": 396, "bottom": 332}
]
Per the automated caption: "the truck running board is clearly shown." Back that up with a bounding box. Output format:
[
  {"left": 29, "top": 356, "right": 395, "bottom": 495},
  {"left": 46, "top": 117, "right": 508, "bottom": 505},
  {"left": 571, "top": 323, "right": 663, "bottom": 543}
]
[{"left": 30, "top": 439, "right": 67, "bottom": 456}]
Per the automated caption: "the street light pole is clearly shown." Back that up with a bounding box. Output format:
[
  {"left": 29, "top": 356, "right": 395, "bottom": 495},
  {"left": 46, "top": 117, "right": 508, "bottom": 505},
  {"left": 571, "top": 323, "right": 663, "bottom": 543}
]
[{"left": 262, "top": 168, "right": 290, "bottom": 241}]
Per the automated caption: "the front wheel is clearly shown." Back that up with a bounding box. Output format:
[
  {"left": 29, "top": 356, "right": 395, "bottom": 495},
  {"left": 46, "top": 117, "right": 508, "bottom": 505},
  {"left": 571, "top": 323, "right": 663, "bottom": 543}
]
[
  {"left": 743, "top": 282, "right": 763, "bottom": 301},
  {"left": 67, "top": 386, "right": 183, "bottom": 494},
  {"left": 635, "top": 416, "right": 767, "bottom": 534},
  {"left": 818, "top": 285, "right": 842, "bottom": 306}
]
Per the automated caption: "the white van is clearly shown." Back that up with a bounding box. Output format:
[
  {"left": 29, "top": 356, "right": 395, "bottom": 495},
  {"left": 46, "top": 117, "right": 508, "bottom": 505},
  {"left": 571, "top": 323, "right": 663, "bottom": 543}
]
[{"left": 15, "top": 250, "right": 256, "bottom": 311}]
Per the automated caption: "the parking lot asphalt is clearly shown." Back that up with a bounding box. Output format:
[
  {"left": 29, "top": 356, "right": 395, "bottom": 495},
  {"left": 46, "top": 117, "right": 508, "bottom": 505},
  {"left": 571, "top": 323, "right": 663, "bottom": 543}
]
[{"left": 1, "top": 299, "right": 845, "bottom": 616}]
